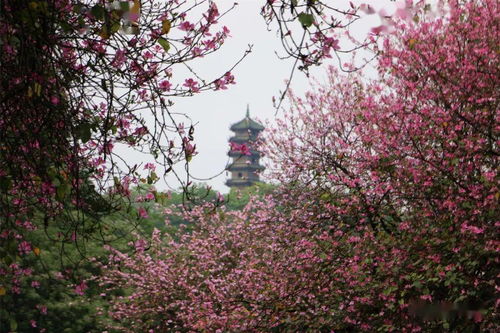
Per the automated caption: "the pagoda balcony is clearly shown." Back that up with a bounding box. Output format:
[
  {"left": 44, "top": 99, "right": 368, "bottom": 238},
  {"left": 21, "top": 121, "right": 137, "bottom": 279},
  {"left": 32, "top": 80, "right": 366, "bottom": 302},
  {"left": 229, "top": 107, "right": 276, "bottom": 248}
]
[
  {"left": 225, "top": 179, "right": 256, "bottom": 187},
  {"left": 228, "top": 136, "right": 259, "bottom": 144},
  {"left": 227, "top": 163, "right": 265, "bottom": 171}
]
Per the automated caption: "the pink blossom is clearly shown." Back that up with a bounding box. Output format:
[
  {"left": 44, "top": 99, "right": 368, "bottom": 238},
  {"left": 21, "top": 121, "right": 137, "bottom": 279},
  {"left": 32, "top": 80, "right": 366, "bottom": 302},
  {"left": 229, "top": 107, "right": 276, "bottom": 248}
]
[
  {"left": 159, "top": 80, "right": 172, "bottom": 91},
  {"left": 214, "top": 79, "right": 227, "bottom": 90},
  {"left": 138, "top": 207, "right": 149, "bottom": 219},
  {"left": 36, "top": 305, "right": 48, "bottom": 315},
  {"left": 230, "top": 142, "right": 251, "bottom": 156},
  {"left": 74, "top": 281, "right": 88, "bottom": 296},
  {"left": 111, "top": 49, "right": 127, "bottom": 68},
  {"left": 183, "top": 78, "right": 200, "bottom": 92},
  {"left": 460, "top": 223, "right": 484, "bottom": 234},
  {"left": 144, "top": 163, "right": 156, "bottom": 171},
  {"left": 18, "top": 241, "right": 31, "bottom": 255},
  {"left": 359, "top": 4, "right": 376, "bottom": 14},
  {"left": 223, "top": 71, "right": 235, "bottom": 85},
  {"left": 50, "top": 96, "right": 60, "bottom": 105},
  {"left": 191, "top": 47, "right": 202, "bottom": 57},
  {"left": 179, "top": 21, "right": 195, "bottom": 32}
]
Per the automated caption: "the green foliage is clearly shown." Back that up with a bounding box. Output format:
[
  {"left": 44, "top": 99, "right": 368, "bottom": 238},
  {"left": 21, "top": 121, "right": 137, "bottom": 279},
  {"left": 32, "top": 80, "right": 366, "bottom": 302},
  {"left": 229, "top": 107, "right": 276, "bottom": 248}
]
[
  {"left": 1, "top": 227, "right": 102, "bottom": 332},
  {"left": 0, "top": 197, "right": 155, "bottom": 332},
  {"left": 131, "top": 182, "right": 276, "bottom": 235},
  {"left": 297, "top": 12, "right": 314, "bottom": 28},
  {"left": 0, "top": 179, "right": 274, "bottom": 332},
  {"left": 225, "top": 182, "right": 276, "bottom": 211},
  {"left": 158, "top": 37, "right": 170, "bottom": 52}
]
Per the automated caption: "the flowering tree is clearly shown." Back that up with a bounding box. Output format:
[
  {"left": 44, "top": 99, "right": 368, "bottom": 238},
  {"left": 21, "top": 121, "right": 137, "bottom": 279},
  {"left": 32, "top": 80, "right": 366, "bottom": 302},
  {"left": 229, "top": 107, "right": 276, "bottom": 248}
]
[
  {"left": 261, "top": 0, "right": 361, "bottom": 72},
  {"left": 263, "top": 0, "right": 498, "bottom": 329},
  {"left": 0, "top": 0, "right": 240, "bottom": 330},
  {"left": 100, "top": 0, "right": 498, "bottom": 331},
  {"left": 0, "top": 0, "right": 388, "bottom": 329}
]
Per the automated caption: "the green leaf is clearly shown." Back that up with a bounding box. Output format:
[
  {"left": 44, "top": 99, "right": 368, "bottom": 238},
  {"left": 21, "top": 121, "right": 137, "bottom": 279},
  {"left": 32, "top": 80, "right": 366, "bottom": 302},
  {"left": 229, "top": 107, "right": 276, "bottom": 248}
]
[
  {"left": 78, "top": 17, "right": 86, "bottom": 29},
  {"left": 51, "top": 177, "right": 61, "bottom": 187},
  {"left": 161, "top": 20, "right": 171, "bottom": 34},
  {"left": 297, "top": 13, "right": 314, "bottom": 28},
  {"left": 0, "top": 176, "right": 12, "bottom": 192},
  {"left": 383, "top": 286, "right": 398, "bottom": 295},
  {"left": 90, "top": 4, "right": 105, "bottom": 21},
  {"left": 119, "top": 1, "right": 130, "bottom": 11},
  {"left": 60, "top": 21, "right": 73, "bottom": 33},
  {"left": 10, "top": 318, "right": 18, "bottom": 331},
  {"left": 150, "top": 171, "right": 158, "bottom": 182},
  {"left": 111, "top": 22, "right": 121, "bottom": 34},
  {"left": 4, "top": 239, "right": 17, "bottom": 255},
  {"left": 56, "top": 183, "right": 71, "bottom": 202},
  {"left": 158, "top": 38, "right": 170, "bottom": 52},
  {"left": 99, "top": 25, "right": 110, "bottom": 39},
  {"left": 73, "top": 4, "right": 83, "bottom": 14},
  {"left": 3, "top": 254, "right": 13, "bottom": 266},
  {"left": 77, "top": 123, "right": 92, "bottom": 143},
  {"left": 320, "top": 193, "right": 330, "bottom": 201},
  {"left": 47, "top": 166, "right": 57, "bottom": 179},
  {"left": 152, "top": 149, "right": 159, "bottom": 159},
  {"left": 318, "top": 253, "right": 328, "bottom": 260}
]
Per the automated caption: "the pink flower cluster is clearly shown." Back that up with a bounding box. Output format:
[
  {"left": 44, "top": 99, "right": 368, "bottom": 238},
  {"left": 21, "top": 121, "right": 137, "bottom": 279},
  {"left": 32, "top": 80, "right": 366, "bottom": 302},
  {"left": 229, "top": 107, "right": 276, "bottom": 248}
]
[
  {"left": 100, "top": 1, "right": 499, "bottom": 331},
  {"left": 229, "top": 142, "right": 251, "bottom": 156},
  {"left": 214, "top": 72, "right": 236, "bottom": 90}
]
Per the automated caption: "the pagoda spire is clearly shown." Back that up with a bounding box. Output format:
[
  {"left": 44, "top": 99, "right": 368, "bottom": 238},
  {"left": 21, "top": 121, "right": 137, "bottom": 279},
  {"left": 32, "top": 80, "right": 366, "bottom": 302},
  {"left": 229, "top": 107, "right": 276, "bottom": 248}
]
[{"left": 246, "top": 104, "right": 250, "bottom": 117}]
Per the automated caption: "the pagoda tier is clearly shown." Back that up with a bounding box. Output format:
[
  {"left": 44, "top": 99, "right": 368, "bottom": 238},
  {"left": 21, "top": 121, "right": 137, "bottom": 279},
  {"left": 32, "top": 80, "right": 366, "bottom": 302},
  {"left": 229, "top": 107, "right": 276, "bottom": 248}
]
[{"left": 226, "top": 106, "right": 265, "bottom": 188}]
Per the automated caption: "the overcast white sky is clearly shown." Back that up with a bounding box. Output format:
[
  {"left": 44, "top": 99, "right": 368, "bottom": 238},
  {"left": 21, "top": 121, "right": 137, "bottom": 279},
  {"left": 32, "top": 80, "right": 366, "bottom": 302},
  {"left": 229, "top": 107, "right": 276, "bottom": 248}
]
[{"left": 150, "top": 0, "right": 399, "bottom": 193}]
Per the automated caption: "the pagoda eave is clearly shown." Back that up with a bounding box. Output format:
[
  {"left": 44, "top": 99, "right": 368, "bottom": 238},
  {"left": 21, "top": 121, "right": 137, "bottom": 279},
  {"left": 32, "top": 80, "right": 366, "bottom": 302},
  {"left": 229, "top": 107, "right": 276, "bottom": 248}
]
[{"left": 230, "top": 121, "right": 264, "bottom": 132}]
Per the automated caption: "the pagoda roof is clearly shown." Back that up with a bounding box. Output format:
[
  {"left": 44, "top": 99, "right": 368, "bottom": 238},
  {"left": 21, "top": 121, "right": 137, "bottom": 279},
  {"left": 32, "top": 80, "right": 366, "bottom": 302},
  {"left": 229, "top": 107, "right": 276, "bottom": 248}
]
[{"left": 230, "top": 105, "right": 265, "bottom": 131}]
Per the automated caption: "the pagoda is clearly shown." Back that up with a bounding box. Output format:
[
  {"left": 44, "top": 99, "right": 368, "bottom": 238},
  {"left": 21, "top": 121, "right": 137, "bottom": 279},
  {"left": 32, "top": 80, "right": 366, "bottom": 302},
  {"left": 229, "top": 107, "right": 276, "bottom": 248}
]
[{"left": 226, "top": 106, "right": 265, "bottom": 188}]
